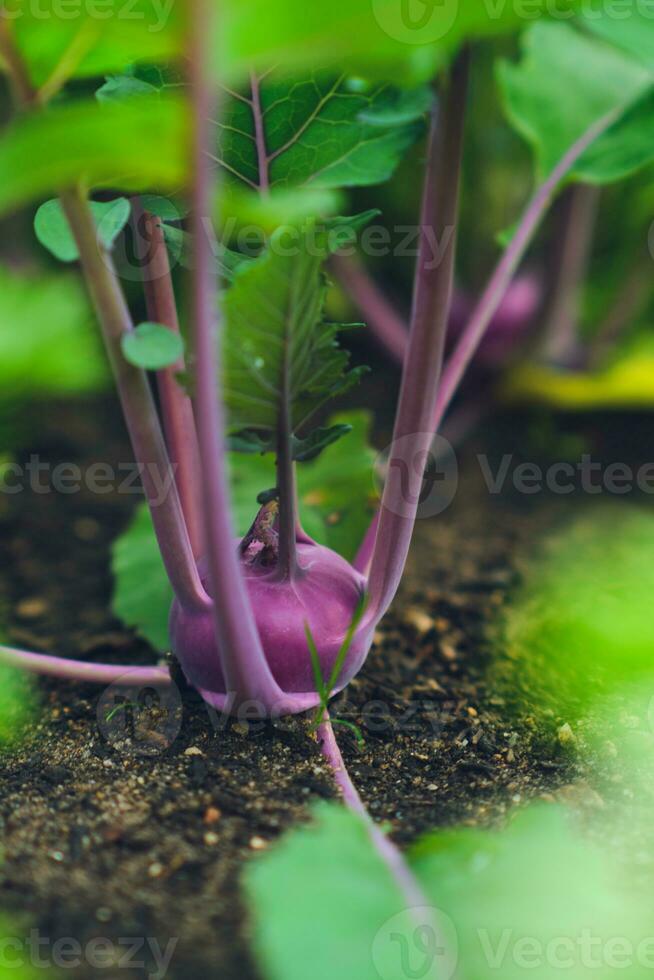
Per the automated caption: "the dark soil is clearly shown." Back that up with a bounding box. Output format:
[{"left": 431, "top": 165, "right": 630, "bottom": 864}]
[{"left": 0, "top": 397, "right": 652, "bottom": 979}]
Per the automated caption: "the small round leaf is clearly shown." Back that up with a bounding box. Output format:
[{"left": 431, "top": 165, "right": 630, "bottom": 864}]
[
  {"left": 34, "top": 197, "right": 131, "bottom": 263},
  {"left": 121, "top": 322, "right": 184, "bottom": 371}
]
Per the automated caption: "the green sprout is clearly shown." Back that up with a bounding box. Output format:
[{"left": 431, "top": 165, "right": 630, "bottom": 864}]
[{"left": 305, "top": 591, "right": 367, "bottom": 746}]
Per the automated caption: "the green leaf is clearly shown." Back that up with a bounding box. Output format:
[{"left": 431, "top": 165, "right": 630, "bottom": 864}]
[
  {"left": 138, "top": 194, "right": 189, "bottom": 221},
  {"left": 494, "top": 507, "right": 654, "bottom": 718},
  {"left": 0, "top": 264, "right": 107, "bottom": 395},
  {"left": 219, "top": 184, "right": 344, "bottom": 236},
  {"left": 412, "top": 804, "right": 653, "bottom": 980},
  {"left": 577, "top": 87, "right": 654, "bottom": 184},
  {"left": 0, "top": 95, "right": 188, "bottom": 217},
  {"left": 34, "top": 197, "right": 130, "bottom": 262},
  {"left": 161, "top": 223, "right": 253, "bottom": 280},
  {"left": 111, "top": 505, "right": 174, "bottom": 652},
  {"left": 95, "top": 62, "right": 187, "bottom": 104},
  {"left": 111, "top": 413, "right": 376, "bottom": 648},
  {"left": 498, "top": 20, "right": 654, "bottom": 184},
  {"left": 321, "top": 210, "right": 381, "bottom": 251},
  {"left": 217, "top": 71, "right": 425, "bottom": 194},
  {"left": 246, "top": 803, "right": 438, "bottom": 980},
  {"left": 96, "top": 75, "right": 159, "bottom": 102},
  {"left": 229, "top": 412, "right": 377, "bottom": 559},
  {"left": 6, "top": 1, "right": 183, "bottom": 87},
  {"left": 220, "top": 0, "right": 580, "bottom": 85},
  {"left": 121, "top": 322, "right": 184, "bottom": 371},
  {"left": 223, "top": 220, "right": 366, "bottom": 441},
  {"left": 220, "top": 211, "right": 381, "bottom": 284},
  {"left": 291, "top": 424, "right": 352, "bottom": 462},
  {"left": 296, "top": 412, "right": 378, "bottom": 560},
  {"left": 227, "top": 430, "right": 274, "bottom": 454},
  {"left": 358, "top": 84, "right": 434, "bottom": 126},
  {"left": 580, "top": 3, "right": 654, "bottom": 73}
]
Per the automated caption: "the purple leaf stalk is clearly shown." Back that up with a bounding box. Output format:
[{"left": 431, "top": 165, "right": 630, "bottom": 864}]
[{"left": 0, "top": 22, "right": 622, "bottom": 721}]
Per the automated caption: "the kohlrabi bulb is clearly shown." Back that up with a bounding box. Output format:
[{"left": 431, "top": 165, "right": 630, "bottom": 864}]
[
  {"left": 169, "top": 538, "right": 370, "bottom": 702},
  {"left": 448, "top": 275, "right": 542, "bottom": 367}
]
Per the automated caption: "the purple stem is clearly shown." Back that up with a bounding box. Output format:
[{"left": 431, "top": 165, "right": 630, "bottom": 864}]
[
  {"left": 60, "top": 187, "right": 209, "bottom": 615},
  {"left": 0, "top": 645, "right": 169, "bottom": 685},
  {"left": 189, "top": 1, "right": 285, "bottom": 709},
  {"left": 0, "top": 21, "right": 196, "bottom": 686},
  {"left": 540, "top": 183, "right": 600, "bottom": 365},
  {"left": 329, "top": 253, "right": 408, "bottom": 363},
  {"left": 252, "top": 69, "right": 299, "bottom": 571},
  {"left": 366, "top": 53, "right": 470, "bottom": 624},
  {"left": 353, "top": 110, "right": 624, "bottom": 573},
  {"left": 250, "top": 71, "right": 270, "bottom": 194},
  {"left": 318, "top": 715, "right": 430, "bottom": 908},
  {"left": 433, "top": 109, "right": 621, "bottom": 430},
  {"left": 276, "top": 339, "right": 300, "bottom": 580},
  {"left": 353, "top": 395, "right": 483, "bottom": 578},
  {"left": 353, "top": 511, "right": 379, "bottom": 576},
  {"left": 131, "top": 199, "right": 204, "bottom": 558}
]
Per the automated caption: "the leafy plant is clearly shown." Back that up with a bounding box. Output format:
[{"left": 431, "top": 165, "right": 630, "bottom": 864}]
[
  {"left": 498, "top": 19, "right": 654, "bottom": 184},
  {"left": 336, "top": 8, "right": 654, "bottom": 397},
  {"left": 247, "top": 801, "right": 654, "bottom": 980},
  {"left": 1, "top": 3, "right": 653, "bottom": 958},
  {"left": 0, "top": 96, "right": 188, "bottom": 213},
  {"left": 246, "top": 803, "right": 440, "bottom": 980},
  {"left": 112, "top": 412, "right": 378, "bottom": 651},
  {"left": 412, "top": 804, "right": 653, "bottom": 980}
]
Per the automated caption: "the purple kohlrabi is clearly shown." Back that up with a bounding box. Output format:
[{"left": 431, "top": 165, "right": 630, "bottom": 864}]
[{"left": 170, "top": 509, "right": 370, "bottom": 708}]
